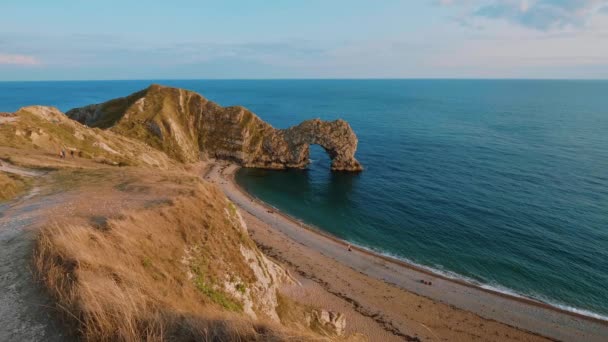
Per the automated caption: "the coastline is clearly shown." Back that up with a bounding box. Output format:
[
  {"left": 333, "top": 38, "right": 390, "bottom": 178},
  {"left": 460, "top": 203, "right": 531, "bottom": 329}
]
[
  {"left": 234, "top": 174, "right": 608, "bottom": 324},
  {"left": 206, "top": 161, "right": 608, "bottom": 341}
]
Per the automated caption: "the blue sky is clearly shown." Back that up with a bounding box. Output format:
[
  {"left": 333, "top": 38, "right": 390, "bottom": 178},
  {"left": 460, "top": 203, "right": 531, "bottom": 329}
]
[{"left": 1, "top": 0, "right": 607, "bottom": 80}]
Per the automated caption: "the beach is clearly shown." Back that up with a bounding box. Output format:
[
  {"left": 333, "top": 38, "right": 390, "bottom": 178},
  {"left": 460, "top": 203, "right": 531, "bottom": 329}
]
[{"left": 205, "top": 160, "right": 608, "bottom": 341}]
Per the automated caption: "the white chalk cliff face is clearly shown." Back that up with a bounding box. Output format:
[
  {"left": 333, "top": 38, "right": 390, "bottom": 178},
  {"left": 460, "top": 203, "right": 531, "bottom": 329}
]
[
  {"left": 66, "top": 84, "right": 363, "bottom": 171},
  {"left": 226, "top": 202, "right": 346, "bottom": 336},
  {"left": 224, "top": 201, "right": 296, "bottom": 322}
]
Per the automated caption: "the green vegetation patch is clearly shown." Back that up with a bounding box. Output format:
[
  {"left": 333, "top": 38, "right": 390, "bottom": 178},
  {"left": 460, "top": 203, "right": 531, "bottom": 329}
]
[
  {"left": 194, "top": 275, "right": 243, "bottom": 312},
  {"left": 141, "top": 257, "right": 153, "bottom": 269},
  {"left": 235, "top": 283, "right": 247, "bottom": 294},
  {"left": 227, "top": 202, "right": 238, "bottom": 217}
]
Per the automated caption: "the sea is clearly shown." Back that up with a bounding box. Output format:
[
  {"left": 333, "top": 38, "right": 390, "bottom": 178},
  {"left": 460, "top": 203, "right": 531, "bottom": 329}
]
[{"left": 1, "top": 79, "right": 607, "bottom": 320}]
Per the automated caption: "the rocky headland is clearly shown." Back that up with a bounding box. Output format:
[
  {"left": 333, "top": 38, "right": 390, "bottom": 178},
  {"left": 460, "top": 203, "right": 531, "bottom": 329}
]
[{"left": 67, "top": 84, "right": 363, "bottom": 171}]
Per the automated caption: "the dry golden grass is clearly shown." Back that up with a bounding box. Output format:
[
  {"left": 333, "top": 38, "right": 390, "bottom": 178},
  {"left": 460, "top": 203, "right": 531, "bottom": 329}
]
[
  {"left": 0, "top": 171, "right": 31, "bottom": 201},
  {"left": 276, "top": 293, "right": 317, "bottom": 334},
  {"left": 33, "top": 178, "right": 318, "bottom": 341}
]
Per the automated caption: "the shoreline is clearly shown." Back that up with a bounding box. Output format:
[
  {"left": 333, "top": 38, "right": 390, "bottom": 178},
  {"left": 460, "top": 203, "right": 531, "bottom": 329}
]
[
  {"left": 207, "top": 161, "right": 608, "bottom": 341},
  {"left": 248, "top": 189, "right": 608, "bottom": 324},
  {"left": 232, "top": 166, "right": 607, "bottom": 325}
]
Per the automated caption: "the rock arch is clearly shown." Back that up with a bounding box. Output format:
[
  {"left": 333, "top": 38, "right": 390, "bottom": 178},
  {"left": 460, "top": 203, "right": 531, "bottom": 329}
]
[{"left": 281, "top": 119, "right": 363, "bottom": 171}]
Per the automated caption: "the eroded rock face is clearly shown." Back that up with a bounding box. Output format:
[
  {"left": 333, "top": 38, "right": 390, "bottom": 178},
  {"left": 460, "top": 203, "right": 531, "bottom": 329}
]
[
  {"left": 66, "top": 85, "right": 363, "bottom": 171},
  {"left": 222, "top": 200, "right": 296, "bottom": 323}
]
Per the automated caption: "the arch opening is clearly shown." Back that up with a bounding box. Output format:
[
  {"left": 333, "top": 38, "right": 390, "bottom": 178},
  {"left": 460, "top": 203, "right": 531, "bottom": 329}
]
[{"left": 308, "top": 144, "right": 333, "bottom": 170}]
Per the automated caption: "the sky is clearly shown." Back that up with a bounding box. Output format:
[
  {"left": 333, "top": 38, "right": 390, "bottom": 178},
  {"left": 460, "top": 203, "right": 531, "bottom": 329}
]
[{"left": 1, "top": 0, "right": 608, "bottom": 80}]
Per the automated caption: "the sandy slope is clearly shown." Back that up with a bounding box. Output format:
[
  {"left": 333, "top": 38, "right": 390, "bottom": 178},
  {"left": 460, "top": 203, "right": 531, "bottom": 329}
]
[{"left": 207, "top": 161, "right": 608, "bottom": 342}]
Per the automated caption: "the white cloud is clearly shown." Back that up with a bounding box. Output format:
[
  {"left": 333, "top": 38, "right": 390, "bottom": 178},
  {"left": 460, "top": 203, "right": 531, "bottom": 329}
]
[
  {"left": 443, "top": 0, "right": 608, "bottom": 30},
  {"left": 0, "top": 53, "right": 40, "bottom": 66}
]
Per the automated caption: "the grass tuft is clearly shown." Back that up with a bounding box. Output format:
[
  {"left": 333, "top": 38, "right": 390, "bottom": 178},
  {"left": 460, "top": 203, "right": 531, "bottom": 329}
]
[{"left": 0, "top": 171, "right": 31, "bottom": 202}]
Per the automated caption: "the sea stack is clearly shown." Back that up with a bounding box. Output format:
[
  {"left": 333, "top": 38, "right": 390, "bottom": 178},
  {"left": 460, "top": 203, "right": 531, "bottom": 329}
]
[{"left": 67, "top": 84, "right": 363, "bottom": 171}]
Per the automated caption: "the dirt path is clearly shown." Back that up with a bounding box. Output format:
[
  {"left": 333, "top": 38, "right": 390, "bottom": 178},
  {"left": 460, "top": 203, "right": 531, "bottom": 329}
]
[
  {"left": 0, "top": 162, "right": 44, "bottom": 177},
  {"left": 0, "top": 173, "right": 72, "bottom": 341}
]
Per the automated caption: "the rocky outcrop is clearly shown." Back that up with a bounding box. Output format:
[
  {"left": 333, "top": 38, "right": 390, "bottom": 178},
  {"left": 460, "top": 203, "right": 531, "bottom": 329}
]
[
  {"left": 306, "top": 309, "right": 346, "bottom": 336},
  {"left": 67, "top": 85, "right": 363, "bottom": 171}
]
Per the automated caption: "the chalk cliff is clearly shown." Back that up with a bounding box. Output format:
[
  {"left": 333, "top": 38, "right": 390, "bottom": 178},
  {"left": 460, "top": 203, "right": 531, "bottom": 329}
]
[{"left": 67, "top": 85, "right": 363, "bottom": 171}]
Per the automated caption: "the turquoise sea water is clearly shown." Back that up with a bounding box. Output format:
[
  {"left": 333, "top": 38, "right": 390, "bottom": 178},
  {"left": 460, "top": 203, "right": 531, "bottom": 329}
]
[{"left": 1, "top": 79, "right": 607, "bottom": 319}]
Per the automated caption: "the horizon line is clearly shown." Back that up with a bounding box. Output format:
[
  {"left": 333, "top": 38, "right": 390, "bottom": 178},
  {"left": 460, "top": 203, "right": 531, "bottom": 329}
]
[{"left": 1, "top": 77, "right": 608, "bottom": 83}]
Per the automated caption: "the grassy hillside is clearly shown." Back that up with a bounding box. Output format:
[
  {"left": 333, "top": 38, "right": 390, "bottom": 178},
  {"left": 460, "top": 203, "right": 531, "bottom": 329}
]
[
  {"left": 0, "top": 106, "right": 175, "bottom": 169},
  {"left": 32, "top": 168, "right": 323, "bottom": 341}
]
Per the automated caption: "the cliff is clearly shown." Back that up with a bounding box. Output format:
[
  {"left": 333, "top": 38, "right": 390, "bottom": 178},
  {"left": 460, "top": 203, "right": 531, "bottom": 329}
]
[{"left": 67, "top": 84, "right": 363, "bottom": 171}]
